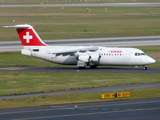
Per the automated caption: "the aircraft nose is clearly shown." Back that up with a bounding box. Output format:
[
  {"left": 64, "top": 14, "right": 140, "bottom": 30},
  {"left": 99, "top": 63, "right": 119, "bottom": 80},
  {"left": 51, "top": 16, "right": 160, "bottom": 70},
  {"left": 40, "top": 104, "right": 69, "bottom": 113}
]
[{"left": 149, "top": 58, "right": 156, "bottom": 64}]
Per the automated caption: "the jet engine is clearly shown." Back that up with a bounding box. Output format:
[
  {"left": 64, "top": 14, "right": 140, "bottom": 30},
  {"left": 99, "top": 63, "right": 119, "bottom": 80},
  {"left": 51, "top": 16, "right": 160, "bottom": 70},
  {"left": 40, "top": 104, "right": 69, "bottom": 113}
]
[
  {"left": 78, "top": 55, "right": 90, "bottom": 62},
  {"left": 78, "top": 53, "right": 100, "bottom": 62},
  {"left": 77, "top": 53, "right": 100, "bottom": 68},
  {"left": 90, "top": 54, "right": 100, "bottom": 62}
]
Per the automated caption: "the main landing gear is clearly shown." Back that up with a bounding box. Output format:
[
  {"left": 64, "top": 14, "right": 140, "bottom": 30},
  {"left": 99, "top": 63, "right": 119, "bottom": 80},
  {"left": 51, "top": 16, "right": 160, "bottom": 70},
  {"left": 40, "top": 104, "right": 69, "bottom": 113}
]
[
  {"left": 90, "top": 65, "right": 97, "bottom": 69},
  {"left": 143, "top": 65, "right": 147, "bottom": 70}
]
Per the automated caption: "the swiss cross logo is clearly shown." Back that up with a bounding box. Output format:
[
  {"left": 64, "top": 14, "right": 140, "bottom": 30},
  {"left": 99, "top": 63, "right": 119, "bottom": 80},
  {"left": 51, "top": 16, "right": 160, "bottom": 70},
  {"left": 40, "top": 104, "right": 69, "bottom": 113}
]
[
  {"left": 16, "top": 28, "right": 47, "bottom": 46},
  {"left": 23, "top": 32, "right": 33, "bottom": 43}
]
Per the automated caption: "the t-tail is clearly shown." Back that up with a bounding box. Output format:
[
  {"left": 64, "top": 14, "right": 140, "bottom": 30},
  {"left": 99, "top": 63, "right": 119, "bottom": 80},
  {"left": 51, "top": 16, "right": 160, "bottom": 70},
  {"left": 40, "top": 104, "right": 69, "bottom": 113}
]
[{"left": 3, "top": 24, "right": 47, "bottom": 47}]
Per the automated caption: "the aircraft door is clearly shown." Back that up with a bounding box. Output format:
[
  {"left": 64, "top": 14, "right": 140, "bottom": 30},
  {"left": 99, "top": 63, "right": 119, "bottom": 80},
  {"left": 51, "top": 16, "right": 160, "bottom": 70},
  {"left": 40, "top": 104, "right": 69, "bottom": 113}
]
[{"left": 125, "top": 51, "right": 131, "bottom": 61}]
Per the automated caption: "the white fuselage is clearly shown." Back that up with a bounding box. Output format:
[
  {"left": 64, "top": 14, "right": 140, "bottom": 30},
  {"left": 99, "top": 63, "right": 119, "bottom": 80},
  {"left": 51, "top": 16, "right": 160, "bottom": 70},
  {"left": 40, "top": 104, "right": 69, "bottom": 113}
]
[{"left": 22, "top": 45, "right": 155, "bottom": 67}]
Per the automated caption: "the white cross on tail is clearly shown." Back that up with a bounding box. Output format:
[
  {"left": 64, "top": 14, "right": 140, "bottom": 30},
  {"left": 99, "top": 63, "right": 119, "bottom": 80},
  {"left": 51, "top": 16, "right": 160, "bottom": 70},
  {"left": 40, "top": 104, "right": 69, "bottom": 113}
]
[{"left": 23, "top": 32, "right": 33, "bottom": 43}]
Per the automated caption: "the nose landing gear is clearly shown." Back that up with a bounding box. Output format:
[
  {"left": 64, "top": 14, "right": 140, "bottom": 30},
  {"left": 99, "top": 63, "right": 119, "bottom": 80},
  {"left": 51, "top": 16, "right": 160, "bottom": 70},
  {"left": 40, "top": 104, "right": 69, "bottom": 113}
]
[{"left": 143, "top": 65, "right": 147, "bottom": 70}]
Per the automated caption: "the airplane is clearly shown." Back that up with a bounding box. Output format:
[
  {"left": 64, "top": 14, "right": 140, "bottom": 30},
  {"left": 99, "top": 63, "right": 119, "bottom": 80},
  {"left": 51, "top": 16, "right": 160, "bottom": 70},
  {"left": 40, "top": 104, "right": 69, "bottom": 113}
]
[{"left": 3, "top": 24, "right": 156, "bottom": 70}]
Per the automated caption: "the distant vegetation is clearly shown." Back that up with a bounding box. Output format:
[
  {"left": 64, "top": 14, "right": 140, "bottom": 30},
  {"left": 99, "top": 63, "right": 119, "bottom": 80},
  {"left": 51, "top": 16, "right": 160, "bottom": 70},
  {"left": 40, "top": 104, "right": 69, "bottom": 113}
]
[{"left": 0, "top": 7, "right": 160, "bottom": 41}]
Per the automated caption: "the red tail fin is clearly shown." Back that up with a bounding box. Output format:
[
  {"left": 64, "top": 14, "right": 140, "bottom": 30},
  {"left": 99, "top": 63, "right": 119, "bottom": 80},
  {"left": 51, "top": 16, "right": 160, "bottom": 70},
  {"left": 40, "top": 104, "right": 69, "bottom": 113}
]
[{"left": 4, "top": 24, "right": 47, "bottom": 46}]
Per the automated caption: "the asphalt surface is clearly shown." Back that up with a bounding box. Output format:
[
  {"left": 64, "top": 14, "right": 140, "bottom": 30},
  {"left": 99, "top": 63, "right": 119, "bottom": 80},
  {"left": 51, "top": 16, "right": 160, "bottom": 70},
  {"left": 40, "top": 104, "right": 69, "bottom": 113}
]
[
  {"left": 0, "top": 36, "right": 160, "bottom": 52},
  {"left": 0, "top": 98, "right": 160, "bottom": 120},
  {"left": 1, "top": 3, "right": 160, "bottom": 7},
  {"left": 0, "top": 66, "right": 160, "bottom": 74}
]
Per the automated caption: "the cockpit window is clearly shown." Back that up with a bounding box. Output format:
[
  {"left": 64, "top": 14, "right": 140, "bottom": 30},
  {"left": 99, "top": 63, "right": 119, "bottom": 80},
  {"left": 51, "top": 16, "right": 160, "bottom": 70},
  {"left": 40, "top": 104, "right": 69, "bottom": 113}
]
[
  {"left": 135, "top": 52, "right": 146, "bottom": 56},
  {"left": 141, "top": 53, "right": 146, "bottom": 55},
  {"left": 135, "top": 53, "right": 137, "bottom": 56}
]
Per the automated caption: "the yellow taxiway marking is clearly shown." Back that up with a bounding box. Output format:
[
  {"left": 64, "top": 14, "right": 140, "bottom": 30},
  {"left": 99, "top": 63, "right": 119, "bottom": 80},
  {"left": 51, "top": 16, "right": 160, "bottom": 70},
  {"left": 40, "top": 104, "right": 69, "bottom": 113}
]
[
  {"left": 0, "top": 67, "right": 29, "bottom": 70},
  {"left": 0, "top": 67, "right": 19, "bottom": 70},
  {"left": 13, "top": 107, "right": 160, "bottom": 120}
]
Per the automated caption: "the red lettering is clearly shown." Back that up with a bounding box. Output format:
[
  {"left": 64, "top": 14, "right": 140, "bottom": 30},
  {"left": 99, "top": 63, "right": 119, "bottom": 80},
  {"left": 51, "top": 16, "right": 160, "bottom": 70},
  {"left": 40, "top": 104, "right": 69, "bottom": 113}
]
[{"left": 108, "top": 50, "right": 122, "bottom": 53}]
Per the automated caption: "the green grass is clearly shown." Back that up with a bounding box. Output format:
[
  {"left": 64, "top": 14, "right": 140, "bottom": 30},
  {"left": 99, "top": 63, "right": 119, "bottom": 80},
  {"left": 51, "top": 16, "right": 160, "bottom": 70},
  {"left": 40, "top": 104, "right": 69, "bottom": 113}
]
[
  {"left": 0, "top": 52, "right": 49, "bottom": 67},
  {"left": 0, "top": 71, "right": 159, "bottom": 96},
  {"left": 0, "top": 7, "right": 160, "bottom": 41},
  {"left": 0, "top": 87, "right": 160, "bottom": 109}
]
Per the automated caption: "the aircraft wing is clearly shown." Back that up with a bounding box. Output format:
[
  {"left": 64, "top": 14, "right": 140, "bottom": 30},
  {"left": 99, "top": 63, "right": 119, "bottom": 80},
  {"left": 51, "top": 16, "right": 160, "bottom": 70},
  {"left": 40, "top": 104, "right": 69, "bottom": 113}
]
[{"left": 53, "top": 46, "right": 99, "bottom": 55}]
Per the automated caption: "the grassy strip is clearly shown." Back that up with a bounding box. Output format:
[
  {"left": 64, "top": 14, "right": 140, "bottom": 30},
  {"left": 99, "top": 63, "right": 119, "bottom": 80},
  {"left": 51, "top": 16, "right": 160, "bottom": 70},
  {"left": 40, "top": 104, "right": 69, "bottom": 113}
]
[
  {"left": 0, "top": 7, "right": 160, "bottom": 41},
  {"left": 0, "top": 52, "right": 49, "bottom": 67},
  {"left": 0, "top": 71, "right": 159, "bottom": 96},
  {"left": 0, "top": 87, "right": 160, "bottom": 109}
]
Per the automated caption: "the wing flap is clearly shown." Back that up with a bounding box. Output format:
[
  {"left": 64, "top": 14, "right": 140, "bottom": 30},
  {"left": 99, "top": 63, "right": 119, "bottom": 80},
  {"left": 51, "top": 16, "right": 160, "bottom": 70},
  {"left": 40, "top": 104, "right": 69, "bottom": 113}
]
[{"left": 53, "top": 46, "right": 99, "bottom": 55}]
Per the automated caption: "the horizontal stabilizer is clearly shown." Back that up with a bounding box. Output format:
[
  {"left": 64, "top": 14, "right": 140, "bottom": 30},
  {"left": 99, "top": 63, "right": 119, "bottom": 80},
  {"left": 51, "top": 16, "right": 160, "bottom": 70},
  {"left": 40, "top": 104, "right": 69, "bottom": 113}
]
[{"left": 2, "top": 24, "right": 32, "bottom": 29}]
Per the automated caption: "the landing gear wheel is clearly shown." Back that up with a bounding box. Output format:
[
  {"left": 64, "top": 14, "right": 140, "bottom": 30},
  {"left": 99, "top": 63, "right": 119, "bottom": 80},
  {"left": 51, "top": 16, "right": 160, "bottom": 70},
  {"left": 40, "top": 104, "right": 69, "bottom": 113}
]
[
  {"left": 143, "top": 66, "right": 147, "bottom": 70},
  {"left": 90, "top": 65, "right": 97, "bottom": 69}
]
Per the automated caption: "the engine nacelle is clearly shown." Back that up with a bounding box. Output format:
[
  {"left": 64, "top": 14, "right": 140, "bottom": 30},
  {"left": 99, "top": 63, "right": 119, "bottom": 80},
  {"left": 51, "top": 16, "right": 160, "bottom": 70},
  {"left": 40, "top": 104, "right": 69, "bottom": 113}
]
[
  {"left": 90, "top": 55, "right": 100, "bottom": 62},
  {"left": 78, "top": 55, "right": 90, "bottom": 62}
]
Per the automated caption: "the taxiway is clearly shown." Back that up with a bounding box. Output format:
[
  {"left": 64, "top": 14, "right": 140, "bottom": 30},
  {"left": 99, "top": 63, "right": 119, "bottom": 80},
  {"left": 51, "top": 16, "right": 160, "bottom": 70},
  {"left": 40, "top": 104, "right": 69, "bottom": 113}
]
[
  {"left": 0, "top": 36, "right": 160, "bottom": 52},
  {"left": 1, "top": 3, "right": 160, "bottom": 7},
  {"left": 0, "top": 98, "right": 160, "bottom": 120},
  {"left": 0, "top": 66, "right": 160, "bottom": 74}
]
